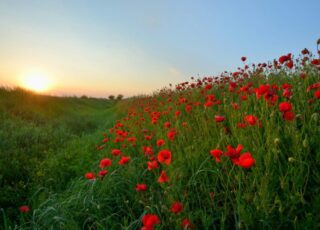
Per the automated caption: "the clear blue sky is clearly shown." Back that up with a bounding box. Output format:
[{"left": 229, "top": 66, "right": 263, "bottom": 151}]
[{"left": 0, "top": 0, "right": 319, "bottom": 97}]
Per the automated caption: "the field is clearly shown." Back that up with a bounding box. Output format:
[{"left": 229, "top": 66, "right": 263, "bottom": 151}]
[{"left": 1, "top": 50, "right": 320, "bottom": 229}]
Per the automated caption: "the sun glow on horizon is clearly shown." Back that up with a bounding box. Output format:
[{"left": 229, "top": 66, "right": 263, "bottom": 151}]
[{"left": 20, "top": 72, "right": 53, "bottom": 93}]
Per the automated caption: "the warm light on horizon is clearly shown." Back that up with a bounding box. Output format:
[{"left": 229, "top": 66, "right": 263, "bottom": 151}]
[{"left": 20, "top": 72, "right": 53, "bottom": 93}]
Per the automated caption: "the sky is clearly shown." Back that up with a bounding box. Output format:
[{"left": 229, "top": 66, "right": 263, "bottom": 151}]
[{"left": 0, "top": 0, "right": 319, "bottom": 97}]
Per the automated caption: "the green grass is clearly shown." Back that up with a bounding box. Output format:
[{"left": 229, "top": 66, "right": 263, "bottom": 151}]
[
  {"left": 0, "top": 88, "right": 118, "bottom": 224},
  {"left": 1, "top": 52, "right": 320, "bottom": 229}
]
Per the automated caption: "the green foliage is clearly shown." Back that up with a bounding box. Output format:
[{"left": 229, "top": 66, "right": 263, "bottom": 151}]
[{"left": 0, "top": 88, "right": 117, "bottom": 223}]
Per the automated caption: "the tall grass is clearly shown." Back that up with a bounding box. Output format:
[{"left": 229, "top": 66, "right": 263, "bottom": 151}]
[{"left": 2, "top": 50, "right": 320, "bottom": 229}]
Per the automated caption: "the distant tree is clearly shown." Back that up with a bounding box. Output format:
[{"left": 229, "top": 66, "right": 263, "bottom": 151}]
[
  {"left": 108, "top": 95, "right": 115, "bottom": 100},
  {"left": 81, "top": 95, "right": 88, "bottom": 99},
  {"left": 116, "top": 94, "right": 124, "bottom": 100}
]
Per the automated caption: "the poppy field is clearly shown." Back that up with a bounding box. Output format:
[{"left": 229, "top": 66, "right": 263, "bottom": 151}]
[{"left": 2, "top": 48, "right": 320, "bottom": 229}]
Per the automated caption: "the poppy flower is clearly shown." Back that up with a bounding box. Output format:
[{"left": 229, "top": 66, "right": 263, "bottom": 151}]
[
  {"left": 225, "top": 144, "right": 243, "bottom": 159},
  {"left": 181, "top": 218, "right": 192, "bottom": 229},
  {"left": 244, "top": 115, "right": 258, "bottom": 126},
  {"left": 167, "top": 129, "right": 177, "bottom": 141},
  {"left": 141, "top": 214, "right": 160, "bottom": 229},
  {"left": 19, "top": 205, "right": 30, "bottom": 213},
  {"left": 204, "top": 100, "right": 214, "bottom": 108},
  {"left": 111, "top": 149, "right": 122, "bottom": 156},
  {"left": 214, "top": 115, "right": 225, "bottom": 123},
  {"left": 158, "top": 170, "right": 169, "bottom": 183},
  {"left": 136, "top": 183, "right": 148, "bottom": 192},
  {"left": 314, "top": 90, "right": 320, "bottom": 99},
  {"left": 99, "top": 158, "right": 112, "bottom": 168},
  {"left": 171, "top": 202, "right": 183, "bottom": 214},
  {"left": 241, "top": 56, "right": 247, "bottom": 62},
  {"left": 118, "top": 156, "right": 130, "bottom": 165},
  {"left": 279, "top": 102, "right": 292, "bottom": 112},
  {"left": 156, "top": 139, "right": 165, "bottom": 146},
  {"left": 238, "top": 152, "right": 255, "bottom": 168},
  {"left": 85, "top": 172, "right": 96, "bottom": 180},
  {"left": 164, "top": 122, "right": 171, "bottom": 129},
  {"left": 98, "top": 170, "right": 108, "bottom": 177},
  {"left": 286, "top": 60, "right": 294, "bottom": 69},
  {"left": 210, "top": 149, "right": 223, "bottom": 162},
  {"left": 147, "top": 160, "right": 158, "bottom": 170},
  {"left": 157, "top": 149, "right": 172, "bottom": 165},
  {"left": 283, "top": 111, "right": 295, "bottom": 121}
]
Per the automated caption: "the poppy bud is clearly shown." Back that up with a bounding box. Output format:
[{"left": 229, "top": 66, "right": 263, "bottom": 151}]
[
  {"left": 288, "top": 157, "right": 295, "bottom": 162},
  {"left": 274, "top": 138, "right": 281, "bottom": 145},
  {"left": 311, "top": 113, "right": 319, "bottom": 122}
]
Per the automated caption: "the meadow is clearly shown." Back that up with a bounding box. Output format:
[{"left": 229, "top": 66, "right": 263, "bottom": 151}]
[
  {"left": 0, "top": 88, "right": 118, "bottom": 225},
  {"left": 1, "top": 49, "right": 320, "bottom": 229}
]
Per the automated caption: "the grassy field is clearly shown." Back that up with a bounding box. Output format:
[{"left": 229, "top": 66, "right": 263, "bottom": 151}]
[
  {"left": 0, "top": 88, "right": 118, "bottom": 224},
  {"left": 1, "top": 50, "right": 320, "bottom": 229}
]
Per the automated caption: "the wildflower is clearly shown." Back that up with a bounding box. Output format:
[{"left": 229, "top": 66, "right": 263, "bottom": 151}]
[
  {"left": 283, "top": 111, "right": 295, "bottom": 121},
  {"left": 157, "top": 149, "right": 172, "bottom": 165},
  {"left": 157, "top": 139, "right": 165, "bottom": 146},
  {"left": 19, "top": 205, "right": 30, "bottom": 213},
  {"left": 210, "top": 149, "right": 223, "bottom": 162},
  {"left": 241, "top": 56, "right": 247, "bottom": 62},
  {"left": 279, "top": 102, "right": 292, "bottom": 112},
  {"left": 214, "top": 115, "right": 225, "bottom": 123},
  {"left": 147, "top": 160, "right": 158, "bottom": 170},
  {"left": 136, "top": 183, "right": 148, "bottom": 192},
  {"left": 85, "top": 172, "right": 96, "bottom": 180},
  {"left": 141, "top": 214, "right": 160, "bottom": 230},
  {"left": 99, "top": 158, "right": 112, "bottom": 168},
  {"left": 158, "top": 170, "right": 169, "bottom": 183},
  {"left": 238, "top": 152, "right": 255, "bottom": 168},
  {"left": 111, "top": 149, "right": 122, "bottom": 156},
  {"left": 181, "top": 218, "right": 192, "bottom": 229},
  {"left": 98, "top": 170, "right": 108, "bottom": 178},
  {"left": 119, "top": 156, "right": 130, "bottom": 165},
  {"left": 225, "top": 144, "right": 243, "bottom": 159},
  {"left": 171, "top": 202, "right": 183, "bottom": 214},
  {"left": 244, "top": 115, "right": 258, "bottom": 126}
]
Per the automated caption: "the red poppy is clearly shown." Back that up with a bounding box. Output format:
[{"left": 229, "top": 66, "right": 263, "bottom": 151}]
[
  {"left": 141, "top": 214, "right": 160, "bottom": 229},
  {"left": 244, "top": 115, "right": 258, "bottom": 126},
  {"left": 136, "top": 183, "right": 148, "bottom": 192},
  {"left": 311, "top": 59, "right": 320, "bottom": 65},
  {"left": 214, "top": 115, "right": 225, "bottom": 123},
  {"left": 204, "top": 100, "right": 214, "bottom": 108},
  {"left": 210, "top": 149, "right": 223, "bottom": 162},
  {"left": 156, "top": 139, "right": 165, "bottom": 146},
  {"left": 279, "top": 102, "right": 292, "bottom": 112},
  {"left": 157, "top": 149, "right": 172, "bottom": 165},
  {"left": 147, "top": 160, "right": 158, "bottom": 170},
  {"left": 164, "top": 122, "right": 171, "bottom": 129},
  {"left": 99, "top": 158, "right": 112, "bottom": 168},
  {"left": 19, "top": 205, "right": 30, "bottom": 213},
  {"left": 241, "top": 56, "right": 247, "bottom": 62},
  {"left": 225, "top": 144, "right": 243, "bottom": 159},
  {"left": 158, "top": 170, "right": 169, "bottom": 183},
  {"left": 238, "top": 152, "right": 255, "bottom": 168},
  {"left": 118, "top": 156, "right": 130, "bottom": 165},
  {"left": 111, "top": 149, "right": 122, "bottom": 156},
  {"left": 167, "top": 129, "right": 177, "bottom": 141},
  {"left": 181, "top": 218, "right": 192, "bottom": 229},
  {"left": 286, "top": 60, "right": 294, "bottom": 69},
  {"left": 185, "top": 105, "right": 192, "bottom": 113},
  {"left": 85, "top": 172, "right": 96, "bottom": 180},
  {"left": 314, "top": 90, "right": 320, "bottom": 99},
  {"left": 98, "top": 170, "right": 108, "bottom": 177},
  {"left": 171, "top": 202, "right": 183, "bottom": 214},
  {"left": 283, "top": 111, "right": 295, "bottom": 121}
]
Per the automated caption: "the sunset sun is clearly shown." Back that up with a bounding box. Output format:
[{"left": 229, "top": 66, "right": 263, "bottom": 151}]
[{"left": 20, "top": 72, "right": 52, "bottom": 92}]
